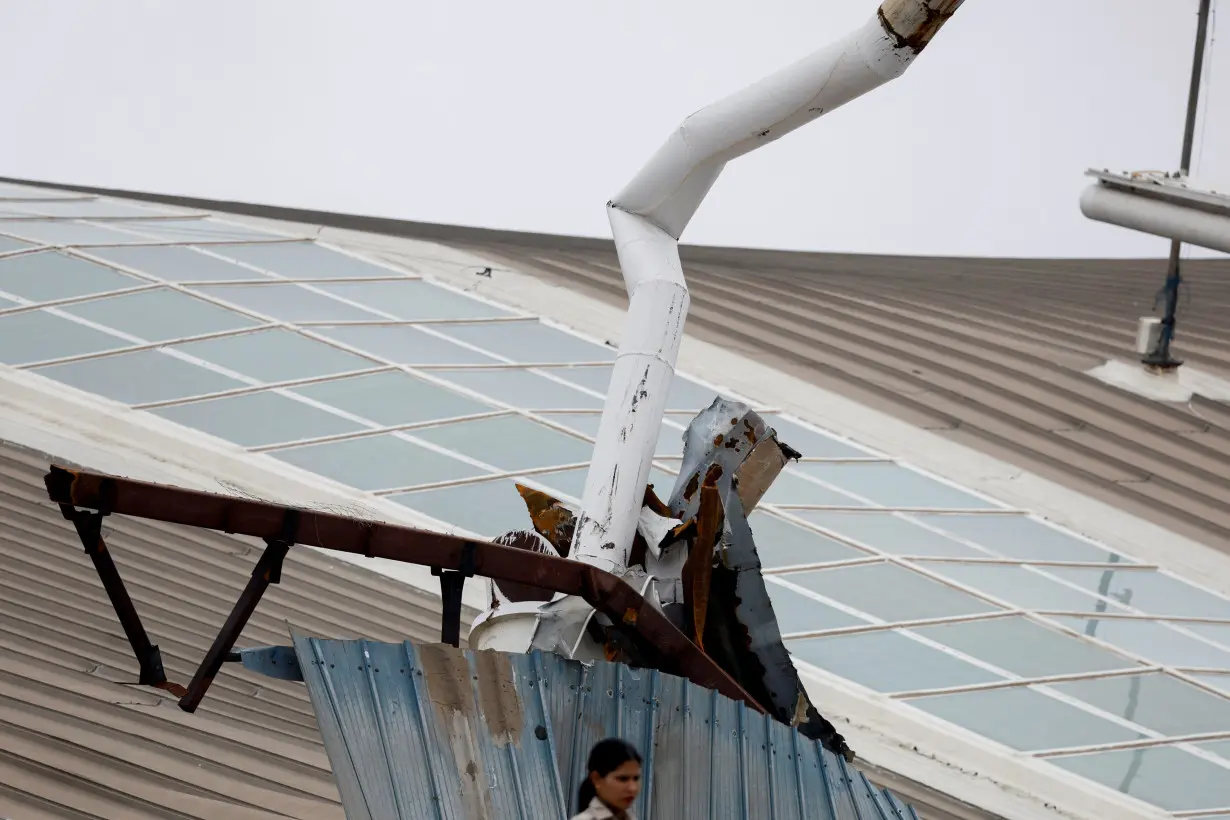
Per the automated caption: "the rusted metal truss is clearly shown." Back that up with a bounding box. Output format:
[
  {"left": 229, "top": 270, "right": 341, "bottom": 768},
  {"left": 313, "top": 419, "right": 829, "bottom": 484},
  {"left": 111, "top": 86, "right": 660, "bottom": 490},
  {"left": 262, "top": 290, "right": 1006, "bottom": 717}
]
[{"left": 43, "top": 464, "right": 761, "bottom": 714}]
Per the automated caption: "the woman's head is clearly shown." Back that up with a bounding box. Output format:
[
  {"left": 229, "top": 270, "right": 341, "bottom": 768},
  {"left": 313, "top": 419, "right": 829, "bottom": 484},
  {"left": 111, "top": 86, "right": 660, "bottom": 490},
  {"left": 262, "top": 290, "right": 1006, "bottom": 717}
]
[{"left": 577, "top": 738, "right": 642, "bottom": 814}]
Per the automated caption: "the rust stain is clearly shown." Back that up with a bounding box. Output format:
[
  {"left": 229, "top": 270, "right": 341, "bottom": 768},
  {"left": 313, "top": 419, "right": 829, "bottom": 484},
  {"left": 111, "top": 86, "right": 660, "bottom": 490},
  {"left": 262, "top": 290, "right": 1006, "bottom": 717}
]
[
  {"left": 682, "top": 476, "right": 724, "bottom": 650},
  {"left": 473, "top": 649, "right": 523, "bottom": 747},
  {"left": 713, "top": 433, "right": 725, "bottom": 446},
  {"left": 622, "top": 607, "right": 638, "bottom": 627},
  {"left": 682, "top": 472, "right": 700, "bottom": 502},
  {"left": 514, "top": 483, "right": 575, "bottom": 556},
  {"left": 418, "top": 643, "right": 473, "bottom": 716},
  {"left": 877, "top": 0, "right": 963, "bottom": 53},
  {"left": 642, "top": 484, "right": 674, "bottom": 518}
]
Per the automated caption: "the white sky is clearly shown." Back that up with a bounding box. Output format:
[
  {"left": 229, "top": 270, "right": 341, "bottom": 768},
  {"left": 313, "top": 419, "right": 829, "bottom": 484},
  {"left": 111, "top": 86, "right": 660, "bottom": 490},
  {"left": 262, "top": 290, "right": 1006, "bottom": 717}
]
[{"left": 0, "top": 0, "right": 1226, "bottom": 258}]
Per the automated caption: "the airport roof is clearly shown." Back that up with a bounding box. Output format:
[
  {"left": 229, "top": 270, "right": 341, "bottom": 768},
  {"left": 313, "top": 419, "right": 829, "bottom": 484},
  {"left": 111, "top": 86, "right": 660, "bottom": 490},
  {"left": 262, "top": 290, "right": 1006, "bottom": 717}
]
[{"left": 1, "top": 177, "right": 1229, "bottom": 820}]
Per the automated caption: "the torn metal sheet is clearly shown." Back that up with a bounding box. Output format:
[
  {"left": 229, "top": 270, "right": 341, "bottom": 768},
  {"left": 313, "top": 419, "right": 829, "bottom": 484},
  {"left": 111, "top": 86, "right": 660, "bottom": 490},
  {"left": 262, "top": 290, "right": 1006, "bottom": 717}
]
[
  {"left": 287, "top": 635, "right": 917, "bottom": 820},
  {"left": 667, "top": 398, "right": 852, "bottom": 759}
]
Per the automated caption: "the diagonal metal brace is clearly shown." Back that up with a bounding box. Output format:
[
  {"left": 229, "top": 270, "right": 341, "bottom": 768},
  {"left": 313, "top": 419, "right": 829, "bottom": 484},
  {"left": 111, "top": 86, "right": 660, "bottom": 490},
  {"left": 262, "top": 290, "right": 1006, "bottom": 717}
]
[
  {"left": 432, "top": 541, "right": 475, "bottom": 648},
  {"left": 60, "top": 504, "right": 170, "bottom": 689},
  {"left": 179, "top": 509, "right": 299, "bottom": 712}
]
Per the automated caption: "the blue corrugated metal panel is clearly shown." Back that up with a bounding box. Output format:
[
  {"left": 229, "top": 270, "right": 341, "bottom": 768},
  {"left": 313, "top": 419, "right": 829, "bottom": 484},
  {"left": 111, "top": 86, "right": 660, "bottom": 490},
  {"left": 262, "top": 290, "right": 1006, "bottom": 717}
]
[{"left": 288, "top": 634, "right": 919, "bottom": 820}]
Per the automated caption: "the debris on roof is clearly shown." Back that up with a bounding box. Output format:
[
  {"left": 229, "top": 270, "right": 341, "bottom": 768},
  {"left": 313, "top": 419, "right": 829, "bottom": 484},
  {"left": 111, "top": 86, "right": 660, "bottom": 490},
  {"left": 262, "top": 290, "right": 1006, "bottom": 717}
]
[{"left": 238, "top": 635, "right": 918, "bottom": 820}]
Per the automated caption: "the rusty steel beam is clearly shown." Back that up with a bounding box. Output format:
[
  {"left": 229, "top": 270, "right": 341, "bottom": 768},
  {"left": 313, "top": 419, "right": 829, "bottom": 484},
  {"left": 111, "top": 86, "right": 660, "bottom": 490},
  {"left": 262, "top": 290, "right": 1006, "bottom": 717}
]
[{"left": 44, "top": 465, "right": 761, "bottom": 711}]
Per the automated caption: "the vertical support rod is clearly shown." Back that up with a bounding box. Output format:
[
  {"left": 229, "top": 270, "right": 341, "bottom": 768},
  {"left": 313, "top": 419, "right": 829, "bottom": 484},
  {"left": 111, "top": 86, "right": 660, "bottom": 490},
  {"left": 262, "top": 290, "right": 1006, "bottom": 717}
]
[
  {"left": 1147, "top": 0, "right": 1214, "bottom": 367},
  {"left": 180, "top": 534, "right": 292, "bottom": 712},
  {"left": 62, "top": 506, "right": 167, "bottom": 687},
  {"left": 432, "top": 541, "right": 476, "bottom": 648}
]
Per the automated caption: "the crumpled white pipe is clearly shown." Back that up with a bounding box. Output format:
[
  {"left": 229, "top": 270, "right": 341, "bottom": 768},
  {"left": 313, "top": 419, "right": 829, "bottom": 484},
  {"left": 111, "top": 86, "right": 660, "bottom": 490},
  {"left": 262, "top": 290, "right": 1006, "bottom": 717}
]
[{"left": 570, "top": 0, "right": 967, "bottom": 574}]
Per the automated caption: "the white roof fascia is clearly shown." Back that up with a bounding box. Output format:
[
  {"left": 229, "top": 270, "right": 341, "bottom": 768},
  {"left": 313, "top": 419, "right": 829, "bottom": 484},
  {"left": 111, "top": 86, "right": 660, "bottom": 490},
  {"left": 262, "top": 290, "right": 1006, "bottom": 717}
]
[{"left": 0, "top": 364, "right": 489, "bottom": 611}]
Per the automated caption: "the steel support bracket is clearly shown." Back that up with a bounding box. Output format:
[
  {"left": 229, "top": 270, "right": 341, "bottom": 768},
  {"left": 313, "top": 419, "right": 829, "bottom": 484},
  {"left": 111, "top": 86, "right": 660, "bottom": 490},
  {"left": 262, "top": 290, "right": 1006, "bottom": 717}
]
[
  {"left": 59, "top": 504, "right": 170, "bottom": 689},
  {"left": 179, "top": 509, "right": 299, "bottom": 712},
  {"left": 432, "top": 541, "right": 476, "bottom": 648}
]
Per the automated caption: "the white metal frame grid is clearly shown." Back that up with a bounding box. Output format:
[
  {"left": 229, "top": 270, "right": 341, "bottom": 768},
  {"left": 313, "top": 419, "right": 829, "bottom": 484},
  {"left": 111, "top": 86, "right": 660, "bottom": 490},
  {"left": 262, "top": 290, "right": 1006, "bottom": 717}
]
[{"left": 3, "top": 191, "right": 1230, "bottom": 804}]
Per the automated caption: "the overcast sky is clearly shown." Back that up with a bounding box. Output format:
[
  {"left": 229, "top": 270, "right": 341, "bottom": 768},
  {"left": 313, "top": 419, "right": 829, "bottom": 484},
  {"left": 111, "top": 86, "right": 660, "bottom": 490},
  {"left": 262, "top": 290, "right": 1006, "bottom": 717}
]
[{"left": 0, "top": 0, "right": 1226, "bottom": 258}]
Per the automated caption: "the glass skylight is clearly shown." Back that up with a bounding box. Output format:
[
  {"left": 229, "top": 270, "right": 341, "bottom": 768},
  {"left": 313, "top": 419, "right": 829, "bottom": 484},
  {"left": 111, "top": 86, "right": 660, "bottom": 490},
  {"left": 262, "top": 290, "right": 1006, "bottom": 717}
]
[{"left": 3, "top": 183, "right": 1229, "bottom": 816}]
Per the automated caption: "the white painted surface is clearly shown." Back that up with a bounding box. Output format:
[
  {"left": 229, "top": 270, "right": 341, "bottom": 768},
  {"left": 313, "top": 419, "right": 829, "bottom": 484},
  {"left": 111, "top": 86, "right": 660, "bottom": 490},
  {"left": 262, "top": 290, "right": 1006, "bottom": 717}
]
[
  {"left": 1089, "top": 358, "right": 1230, "bottom": 403},
  {"left": 578, "top": 0, "right": 966, "bottom": 572},
  {"left": 1081, "top": 183, "right": 1230, "bottom": 254},
  {"left": 0, "top": 365, "right": 490, "bottom": 611}
]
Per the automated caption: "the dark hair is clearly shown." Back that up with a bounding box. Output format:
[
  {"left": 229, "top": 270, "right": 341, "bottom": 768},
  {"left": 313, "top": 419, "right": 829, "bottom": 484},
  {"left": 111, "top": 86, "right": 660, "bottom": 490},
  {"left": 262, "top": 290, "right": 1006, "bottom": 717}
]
[{"left": 577, "top": 738, "right": 642, "bottom": 813}]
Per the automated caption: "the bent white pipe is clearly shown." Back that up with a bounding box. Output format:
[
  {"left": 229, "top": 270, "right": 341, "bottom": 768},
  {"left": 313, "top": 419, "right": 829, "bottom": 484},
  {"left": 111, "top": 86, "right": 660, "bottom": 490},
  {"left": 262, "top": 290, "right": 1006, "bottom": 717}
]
[
  {"left": 571, "top": 0, "right": 968, "bottom": 573},
  {"left": 1081, "top": 184, "right": 1230, "bottom": 255}
]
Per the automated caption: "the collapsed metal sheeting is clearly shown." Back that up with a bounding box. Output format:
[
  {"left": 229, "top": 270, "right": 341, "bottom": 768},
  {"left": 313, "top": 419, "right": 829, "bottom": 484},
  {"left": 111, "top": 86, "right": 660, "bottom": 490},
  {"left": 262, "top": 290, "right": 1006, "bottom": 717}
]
[
  {"left": 477, "top": 398, "right": 851, "bottom": 760},
  {"left": 666, "top": 399, "right": 848, "bottom": 757},
  {"left": 258, "top": 635, "right": 918, "bottom": 820}
]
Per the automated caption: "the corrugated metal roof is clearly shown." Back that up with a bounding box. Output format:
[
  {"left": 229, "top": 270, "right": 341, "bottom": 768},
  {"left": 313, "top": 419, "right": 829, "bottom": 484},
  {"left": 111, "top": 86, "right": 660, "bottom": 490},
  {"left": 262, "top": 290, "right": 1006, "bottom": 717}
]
[
  {"left": 8, "top": 177, "right": 1227, "bottom": 549},
  {"left": 452, "top": 241, "right": 1230, "bottom": 551},
  {"left": 7, "top": 176, "right": 1224, "bottom": 549},
  {"left": 288, "top": 634, "right": 918, "bottom": 820},
  {"left": 0, "top": 438, "right": 473, "bottom": 820}
]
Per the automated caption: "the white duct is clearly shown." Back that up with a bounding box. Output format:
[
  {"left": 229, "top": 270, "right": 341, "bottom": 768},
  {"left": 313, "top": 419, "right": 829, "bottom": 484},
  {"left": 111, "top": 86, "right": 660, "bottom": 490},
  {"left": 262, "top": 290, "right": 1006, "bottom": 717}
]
[
  {"left": 1080, "top": 184, "right": 1230, "bottom": 255},
  {"left": 570, "top": 0, "right": 969, "bottom": 573}
]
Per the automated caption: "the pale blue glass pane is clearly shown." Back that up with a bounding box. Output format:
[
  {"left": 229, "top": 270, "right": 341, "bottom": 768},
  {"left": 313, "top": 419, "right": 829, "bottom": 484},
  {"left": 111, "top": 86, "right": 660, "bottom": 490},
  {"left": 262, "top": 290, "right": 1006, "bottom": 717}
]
[
  {"left": 526, "top": 468, "right": 589, "bottom": 501},
  {"left": 0, "top": 236, "right": 34, "bottom": 253},
  {"left": 1194, "top": 674, "right": 1230, "bottom": 695},
  {"left": 797, "top": 462, "right": 995, "bottom": 509},
  {"left": 174, "top": 329, "right": 372, "bottom": 382},
  {"left": 0, "top": 250, "right": 141, "bottom": 302},
  {"left": 293, "top": 371, "right": 496, "bottom": 426},
  {"left": 0, "top": 311, "right": 126, "bottom": 365},
  {"left": 918, "top": 563, "right": 1135, "bottom": 613},
  {"left": 794, "top": 511, "right": 984, "bottom": 557},
  {"left": 788, "top": 631, "right": 1002, "bottom": 692},
  {"left": 648, "top": 468, "right": 681, "bottom": 501},
  {"left": 748, "top": 512, "right": 867, "bottom": 568},
  {"left": 1201, "top": 740, "right": 1230, "bottom": 761},
  {"left": 272, "top": 434, "right": 486, "bottom": 491},
  {"left": 64, "top": 290, "right": 257, "bottom": 342},
  {"left": 391, "top": 479, "right": 539, "bottom": 538},
  {"left": 780, "top": 563, "right": 1000, "bottom": 622},
  {"left": 1049, "top": 617, "right": 1230, "bottom": 669},
  {"left": 153, "top": 392, "right": 362, "bottom": 446},
  {"left": 0, "top": 220, "right": 137, "bottom": 245},
  {"left": 909, "top": 688, "right": 1143, "bottom": 751},
  {"left": 434, "top": 369, "right": 602, "bottom": 410},
  {"left": 766, "top": 581, "right": 869, "bottom": 634},
  {"left": 1189, "top": 622, "right": 1230, "bottom": 650},
  {"left": 35, "top": 350, "right": 244, "bottom": 404},
  {"left": 112, "top": 220, "right": 277, "bottom": 243},
  {"left": 1045, "top": 567, "right": 1230, "bottom": 620},
  {"left": 916, "top": 514, "right": 1126, "bottom": 562},
  {"left": 537, "top": 412, "right": 695, "bottom": 458},
  {"left": 212, "top": 241, "right": 399, "bottom": 278},
  {"left": 1053, "top": 747, "right": 1230, "bottom": 812},
  {"left": 913, "top": 616, "right": 1140, "bottom": 678},
  {"left": 666, "top": 376, "right": 732, "bottom": 413},
  {"left": 540, "top": 366, "right": 610, "bottom": 394},
  {"left": 191, "top": 283, "right": 379, "bottom": 321},
  {"left": 434, "top": 321, "right": 615, "bottom": 364},
  {"left": 1052, "top": 673, "right": 1230, "bottom": 736},
  {"left": 320, "top": 281, "right": 511, "bottom": 320},
  {"left": 412, "top": 415, "right": 593, "bottom": 471},
  {"left": 763, "top": 415, "right": 875, "bottom": 459},
  {"left": 761, "top": 469, "right": 868, "bottom": 507},
  {"left": 316, "top": 326, "right": 495, "bottom": 365},
  {"left": 5, "top": 199, "right": 173, "bottom": 218},
  {"left": 655, "top": 419, "right": 688, "bottom": 457},
  {"left": 83, "top": 245, "right": 264, "bottom": 282}
]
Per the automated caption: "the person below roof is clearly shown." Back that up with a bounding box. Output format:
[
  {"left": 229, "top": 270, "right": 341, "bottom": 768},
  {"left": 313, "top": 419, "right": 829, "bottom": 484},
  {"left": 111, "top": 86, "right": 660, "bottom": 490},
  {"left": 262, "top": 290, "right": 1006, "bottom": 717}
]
[{"left": 572, "top": 737, "right": 643, "bottom": 819}]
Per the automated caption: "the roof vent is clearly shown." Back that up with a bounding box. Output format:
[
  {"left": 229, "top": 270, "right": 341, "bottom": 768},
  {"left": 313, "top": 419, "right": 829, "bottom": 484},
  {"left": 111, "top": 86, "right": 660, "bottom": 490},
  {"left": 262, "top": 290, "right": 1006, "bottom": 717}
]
[{"left": 1136, "top": 317, "right": 1163, "bottom": 357}]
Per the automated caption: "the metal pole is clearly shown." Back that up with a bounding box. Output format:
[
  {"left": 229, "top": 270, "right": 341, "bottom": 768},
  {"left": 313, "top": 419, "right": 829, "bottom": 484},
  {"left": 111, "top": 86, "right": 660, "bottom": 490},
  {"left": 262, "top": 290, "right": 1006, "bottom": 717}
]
[{"left": 1146, "top": 0, "right": 1214, "bottom": 367}]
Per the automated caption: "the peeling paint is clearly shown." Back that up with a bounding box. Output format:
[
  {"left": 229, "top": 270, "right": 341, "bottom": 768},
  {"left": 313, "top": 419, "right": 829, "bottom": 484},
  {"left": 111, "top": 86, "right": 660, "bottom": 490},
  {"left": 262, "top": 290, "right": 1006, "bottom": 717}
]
[{"left": 877, "top": 0, "right": 964, "bottom": 53}]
